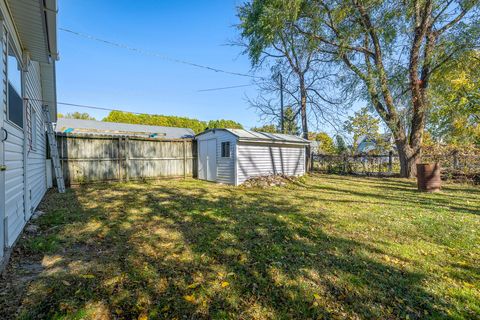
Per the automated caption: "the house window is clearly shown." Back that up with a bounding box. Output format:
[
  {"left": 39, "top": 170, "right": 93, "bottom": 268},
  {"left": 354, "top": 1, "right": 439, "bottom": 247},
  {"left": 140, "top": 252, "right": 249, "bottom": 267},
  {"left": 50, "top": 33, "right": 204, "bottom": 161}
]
[
  {"left": 221, "top": 142, "right": 230, "bottom": 158},
  {"left": 7, "top": 41, "right": 23, "bottom": 128}
]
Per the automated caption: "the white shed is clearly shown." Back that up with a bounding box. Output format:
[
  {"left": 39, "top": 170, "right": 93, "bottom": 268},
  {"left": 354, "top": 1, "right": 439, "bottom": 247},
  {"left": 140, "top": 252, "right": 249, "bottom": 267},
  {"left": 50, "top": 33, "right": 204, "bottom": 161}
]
[{"left": 196, "top": 129, "right": 310, "bottom": 185}]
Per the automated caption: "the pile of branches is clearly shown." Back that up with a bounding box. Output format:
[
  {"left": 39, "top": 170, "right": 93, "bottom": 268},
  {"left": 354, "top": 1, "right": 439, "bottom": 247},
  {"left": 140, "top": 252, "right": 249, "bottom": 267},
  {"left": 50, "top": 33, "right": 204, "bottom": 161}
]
[{"left": 241, "top": 174, "right": 295, "bottom": 188}]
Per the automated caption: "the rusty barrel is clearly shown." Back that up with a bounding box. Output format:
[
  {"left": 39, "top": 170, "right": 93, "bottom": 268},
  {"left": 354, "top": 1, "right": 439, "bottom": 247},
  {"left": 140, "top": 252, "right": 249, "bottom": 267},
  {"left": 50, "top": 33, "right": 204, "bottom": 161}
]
[{"left": 416, "top": 163, "right": 441, "bottom": 192}]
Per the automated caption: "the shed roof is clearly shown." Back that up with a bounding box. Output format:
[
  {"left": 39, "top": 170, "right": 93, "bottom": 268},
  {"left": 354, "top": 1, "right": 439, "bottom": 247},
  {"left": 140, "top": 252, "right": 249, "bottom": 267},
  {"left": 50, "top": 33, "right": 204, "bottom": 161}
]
[
  {"left": 55, "top": 118, "right": 195, "bottom": 139},
  {"left": 196, "top": 128, "right": 310, "bottom": 144}
]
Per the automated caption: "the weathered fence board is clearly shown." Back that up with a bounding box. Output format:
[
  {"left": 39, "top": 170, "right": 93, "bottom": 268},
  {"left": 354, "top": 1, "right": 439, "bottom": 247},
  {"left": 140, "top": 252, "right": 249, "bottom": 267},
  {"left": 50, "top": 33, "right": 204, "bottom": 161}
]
[{"left": 56, "top": 134, "right": 197, "bottom": 185}]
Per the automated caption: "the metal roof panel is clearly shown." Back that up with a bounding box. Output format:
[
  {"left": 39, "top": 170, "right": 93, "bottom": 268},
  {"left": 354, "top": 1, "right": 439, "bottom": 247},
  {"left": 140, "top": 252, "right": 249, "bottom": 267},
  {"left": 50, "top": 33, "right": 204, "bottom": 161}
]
[
  {"left": 196, "top": 128, "right": 310, "bottom": 144},
  {"left": 55, "top": 118, "right": 196, "bottom": 139}
]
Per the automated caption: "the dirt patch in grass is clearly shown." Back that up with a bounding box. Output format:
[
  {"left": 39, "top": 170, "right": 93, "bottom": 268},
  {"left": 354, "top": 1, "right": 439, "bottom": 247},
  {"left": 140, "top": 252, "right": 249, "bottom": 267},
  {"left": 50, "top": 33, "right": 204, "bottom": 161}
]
[{"left": 0, "top": 175, "right": 479, "bottom": 319}]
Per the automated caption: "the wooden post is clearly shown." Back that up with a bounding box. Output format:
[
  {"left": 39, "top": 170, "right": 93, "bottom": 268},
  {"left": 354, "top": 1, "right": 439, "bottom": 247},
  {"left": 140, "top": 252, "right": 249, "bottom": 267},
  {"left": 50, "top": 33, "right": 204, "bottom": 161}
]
[
  {"left": 388, "top": 151, "right": 393, "bottom": 174},
  {"left": 118, "top": 137, "right": 122, "bottom": 181},
  {"left": 183, "top": 140, "right": 187, "bottom": 179},
  {"left": 310, "top": 152, "right": 314, "bottom": 172},
  {"left": 125, "top": 137, "right": 129, "bottom": 181}
]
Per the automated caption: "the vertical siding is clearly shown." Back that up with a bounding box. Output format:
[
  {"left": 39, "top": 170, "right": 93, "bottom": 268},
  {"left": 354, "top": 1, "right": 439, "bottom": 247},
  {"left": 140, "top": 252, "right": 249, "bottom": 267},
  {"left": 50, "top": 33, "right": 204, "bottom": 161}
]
[
  {"left": 2, "top": 25, "right": 25, "bottom": 247},
  {"left": 25, "top": 60, "right": 46, "bottom": 218},
  {"left": 196, "top": 130, "right": 236, "bottom": 184},
  {"left": 0, "top": 26, "right": 4, "bottom": 259},
  {"left": 236, "top": 142, "right": 305, "bottom": 185}
]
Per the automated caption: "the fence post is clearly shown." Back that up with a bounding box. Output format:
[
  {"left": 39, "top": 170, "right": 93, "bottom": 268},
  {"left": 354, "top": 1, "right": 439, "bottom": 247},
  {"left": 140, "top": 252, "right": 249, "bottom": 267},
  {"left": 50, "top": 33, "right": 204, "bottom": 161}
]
[
  {"left": 125, "top": 137, "right": 129, "bottom": 182},
  {"left": 388, "top": 151, "right": 393, "bottom": 174},
  {"left": 310, "top": 152, "right": 314, "bottom": 172},
  {"left": 183, "top": 140, "right": 187, "bottom": 179},
  {"left": 118, "top": 137, "right": 122, "bottom": 181}
]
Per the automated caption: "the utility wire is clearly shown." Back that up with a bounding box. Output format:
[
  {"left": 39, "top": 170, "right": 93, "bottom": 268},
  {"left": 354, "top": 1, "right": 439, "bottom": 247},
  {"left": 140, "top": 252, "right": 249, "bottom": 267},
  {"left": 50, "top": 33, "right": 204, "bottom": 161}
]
[
  {"left": 60, "top": 27, "right": 261, "bottom": 79},
  {"left": 28, "top": 98, "right": 162, "bottom": 116},
  {"left": 197, "top": 84, "right": 254, "bottom": 92}
]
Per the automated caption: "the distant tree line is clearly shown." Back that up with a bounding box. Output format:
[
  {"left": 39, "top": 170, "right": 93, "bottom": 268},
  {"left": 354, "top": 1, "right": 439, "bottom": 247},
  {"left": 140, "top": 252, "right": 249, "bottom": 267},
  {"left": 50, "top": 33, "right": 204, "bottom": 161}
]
[{"left": 57, "top": 112, "right": 96, "bottom": 120}]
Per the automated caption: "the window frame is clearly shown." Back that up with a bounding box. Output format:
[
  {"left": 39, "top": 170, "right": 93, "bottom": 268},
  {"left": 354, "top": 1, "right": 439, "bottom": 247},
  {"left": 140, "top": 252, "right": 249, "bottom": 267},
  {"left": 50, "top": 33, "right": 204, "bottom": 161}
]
[
  {"left": 6, "top": 37, "right": 24, "bottom": 130},
  {"left": 221, "top": 141, "right": 231, "bottom": 158}
]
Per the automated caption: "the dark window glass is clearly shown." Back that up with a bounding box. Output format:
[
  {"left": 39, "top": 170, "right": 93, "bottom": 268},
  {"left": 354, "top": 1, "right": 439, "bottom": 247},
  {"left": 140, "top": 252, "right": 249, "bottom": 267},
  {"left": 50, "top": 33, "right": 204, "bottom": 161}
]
[
  {"left": 7, "top": 44, "right": 23, "bottom": 128},
  {"left": 8, "top": 82, "right": 23, "bottom": 127},
  {"left": 221, "top": 142, "right": 230, "bottom": 158}
]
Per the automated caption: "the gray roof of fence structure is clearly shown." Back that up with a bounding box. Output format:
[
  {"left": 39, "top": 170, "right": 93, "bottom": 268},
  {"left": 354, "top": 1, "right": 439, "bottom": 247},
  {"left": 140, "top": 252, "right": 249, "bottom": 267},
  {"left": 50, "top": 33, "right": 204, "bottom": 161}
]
[{"left": 55, "top": 118, "right": 195, "bottom": 139}]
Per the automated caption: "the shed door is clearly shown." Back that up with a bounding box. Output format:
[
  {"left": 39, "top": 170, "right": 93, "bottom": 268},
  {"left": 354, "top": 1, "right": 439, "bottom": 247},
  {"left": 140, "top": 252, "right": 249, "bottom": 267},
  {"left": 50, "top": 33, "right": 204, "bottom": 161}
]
[
  {"left": 198, "top": 139, "right": 217, "bottom": 182},
  {"left": 206, "top": 139, "right": 217, "bottom": 181}
]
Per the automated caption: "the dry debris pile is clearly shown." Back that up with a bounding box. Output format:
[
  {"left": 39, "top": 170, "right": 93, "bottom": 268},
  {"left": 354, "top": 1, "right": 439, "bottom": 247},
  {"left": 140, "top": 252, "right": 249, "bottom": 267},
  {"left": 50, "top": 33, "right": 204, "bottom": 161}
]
[{"left": 241, "top": 174, "right": 295, "bottom": 188}]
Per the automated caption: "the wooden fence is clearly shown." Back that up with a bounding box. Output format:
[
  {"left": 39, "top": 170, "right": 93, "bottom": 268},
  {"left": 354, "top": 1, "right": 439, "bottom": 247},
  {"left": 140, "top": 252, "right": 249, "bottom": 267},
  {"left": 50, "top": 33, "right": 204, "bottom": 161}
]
[
  {"left": 312, "top": 152, "right": 480, "bottom": 182},
  {"left": 312, "top": 153, "right": 397, "bottom": 175},
  {"left": 55, "top": 134, "right": 197, "bottom": 185}
]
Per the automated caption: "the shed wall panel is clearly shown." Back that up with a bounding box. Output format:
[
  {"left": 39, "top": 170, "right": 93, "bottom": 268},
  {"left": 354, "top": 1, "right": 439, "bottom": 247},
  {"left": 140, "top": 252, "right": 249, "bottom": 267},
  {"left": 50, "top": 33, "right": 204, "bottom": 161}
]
[{"left": 236, "top": 143, "right": 305, "bottom": 185}]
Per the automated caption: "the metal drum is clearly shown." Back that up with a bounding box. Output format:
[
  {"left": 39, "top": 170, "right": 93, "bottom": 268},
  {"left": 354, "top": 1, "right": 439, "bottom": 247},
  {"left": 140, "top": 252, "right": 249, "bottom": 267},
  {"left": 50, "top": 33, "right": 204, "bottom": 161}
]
[{"left": 416, "top": 163, "right": 441, "bottom": 192}]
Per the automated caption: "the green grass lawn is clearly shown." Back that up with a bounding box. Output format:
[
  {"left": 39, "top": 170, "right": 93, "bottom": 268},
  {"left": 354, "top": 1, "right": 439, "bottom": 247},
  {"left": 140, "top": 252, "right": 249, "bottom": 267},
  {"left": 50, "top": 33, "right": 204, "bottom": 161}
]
[{"left": 1, "top": 175, "right": 479, "bottom": 319}]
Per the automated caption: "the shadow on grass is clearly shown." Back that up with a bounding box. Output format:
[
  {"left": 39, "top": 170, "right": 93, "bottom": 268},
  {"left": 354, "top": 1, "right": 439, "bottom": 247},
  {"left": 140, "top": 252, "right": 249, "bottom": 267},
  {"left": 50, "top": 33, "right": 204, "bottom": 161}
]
[{"left": 0, "top": 179, "right": 473, "bottom": 319}]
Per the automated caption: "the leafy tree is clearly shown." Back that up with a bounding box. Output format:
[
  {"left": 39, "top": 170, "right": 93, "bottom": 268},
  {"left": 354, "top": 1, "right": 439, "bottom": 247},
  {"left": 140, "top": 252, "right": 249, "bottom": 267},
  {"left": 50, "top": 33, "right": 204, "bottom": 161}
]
[
  {"left": 309, "top": 132, "right": 336, "bottom": 154},
  {"left": 239, "top": 0, "right": 480, "bottom": 177},
  {"left": 251, "top": 124, "right": 279, "bottom": 133},
  {"left": 239, "top": 4, "right": 346, "bottom": 141},
  {"left": 344, "top": 107, "right": 381, "bottom": 151},
  {"left": 61, "top": 112, "right": 96, "bottom": 120},
  {"left": 207, "top": 119, "right": 243, "bottom": 129},
  {"left": 335, "top": 135, "right": 348, "bottom": 154},
  {"left": 428, "top": 50, "right": 480, "bottom": 147},
  {"left": 282, "top": 106, "right": 300, "bottom": 135}
]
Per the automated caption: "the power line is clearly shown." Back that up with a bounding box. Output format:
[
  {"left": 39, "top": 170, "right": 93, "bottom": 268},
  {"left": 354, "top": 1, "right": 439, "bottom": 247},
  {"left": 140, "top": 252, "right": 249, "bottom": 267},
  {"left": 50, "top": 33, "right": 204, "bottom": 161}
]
[
  {"left": 27, "top": 98, "right": 161, "bottom": 116},
  {"left": 197, "top": 84, "right": 254, "bottom": 92},
  {"left": 60, "top": 27, "right": 261, "bottom": 79}
]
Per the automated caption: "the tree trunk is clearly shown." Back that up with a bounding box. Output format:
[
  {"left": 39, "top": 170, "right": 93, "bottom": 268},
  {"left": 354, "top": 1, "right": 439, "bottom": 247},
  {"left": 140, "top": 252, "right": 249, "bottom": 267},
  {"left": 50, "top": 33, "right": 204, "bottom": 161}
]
[
  {"left": 299, "top": 79, "right": 311, "bottom": 170},
  {"left": 299, "top": 79, "right": 308, "bottom": 140},
  {"left": 396, "top": 141, "right": 421, "bottom": 178}
]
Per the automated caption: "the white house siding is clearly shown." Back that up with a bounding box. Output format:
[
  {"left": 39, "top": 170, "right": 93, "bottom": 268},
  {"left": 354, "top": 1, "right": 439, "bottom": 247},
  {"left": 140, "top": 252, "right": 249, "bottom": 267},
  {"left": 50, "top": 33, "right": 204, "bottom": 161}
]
[
  {"left": 1, "top": 28, "right": 47, "bottom": 248},
  {"left": 236, "top": 142, "right": 305, "bottom": 185},
  {"left": 2, "top": 25, "right": 25, "bottom": 247},
  {"left": 25, "top": 60, "right": 46, "bottom": 219}
]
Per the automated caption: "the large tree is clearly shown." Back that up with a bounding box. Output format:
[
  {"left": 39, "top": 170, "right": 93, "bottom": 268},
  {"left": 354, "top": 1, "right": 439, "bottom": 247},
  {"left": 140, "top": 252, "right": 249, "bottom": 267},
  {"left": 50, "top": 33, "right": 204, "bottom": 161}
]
[
  {"left": 239, "top": 3, "right": 350, "bottom": 141},
  {"left": 238, "top": 0, "right": 480, "bottom": 177}
]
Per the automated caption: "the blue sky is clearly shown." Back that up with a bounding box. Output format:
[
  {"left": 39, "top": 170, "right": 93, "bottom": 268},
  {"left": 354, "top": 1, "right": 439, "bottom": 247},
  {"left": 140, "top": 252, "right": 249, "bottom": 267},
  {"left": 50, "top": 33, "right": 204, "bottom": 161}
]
[{"left": 57, "top": 0, "right": 265, "bottom": 128}]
